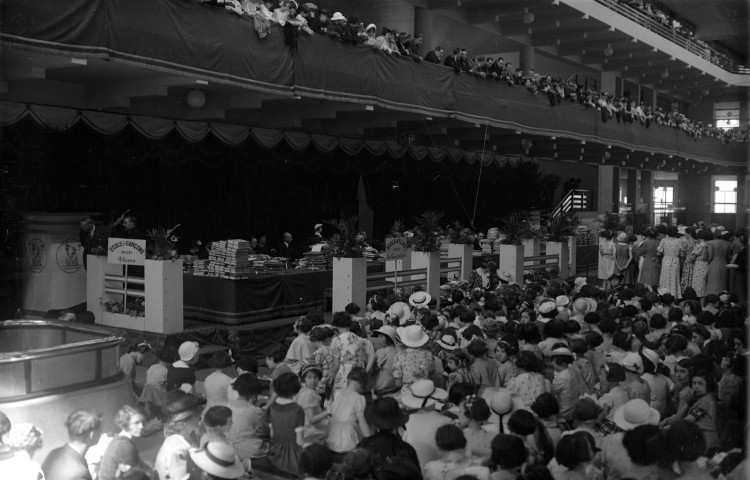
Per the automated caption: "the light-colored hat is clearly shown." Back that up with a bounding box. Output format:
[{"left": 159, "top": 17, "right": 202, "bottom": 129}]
[
  {"left": 657, "top": 287, "right": 671, "bottom": 296},
  {"left": 539, "top": 301, "right": 557, "bottom": 314},
  {"left": 574, "top": 277, "right": 587, "bottom": 288},
  {"left": 178, "top": 341, "right": 199, "bottom": 362},
  {"left": 550, "top": 347, "right": 576, "bottom": 359},
  {"left": 314, "top": 223, "right": 323, "bottom": 231},
  {"left": 401, "top": 379, "right": 448, "bottom": 409},
  {"left": 622, "top": 352, "right": 644, "bottom": 374},
  {"left": 613, "top": 399, "right": 660, "bottom": 430},
  {"left": 387, "top": 301, "right": 411, "bottom": 325},
  {"left": 487, "top": 389, "right": 514, "bottom": 416},
  {"left": 436, "top": 333, "right": 458, "bottom": 350},
  {"left": 330, "top": 11, "right": 347, "bottom": 21},
  {"left": 555, "top": 295, "right": 570, "bottom": 308},
  {"left": 572, "top": 298, "right": 590, "bottom": 315},
  {"left": 409, "top": 291, "right": 432, "bottom": 309},
  {"left": 641, "top": 348, "right": 660, "bottom": 366},
  {"left": 677, "top": 225, "right": 687, "bottom": 235},
  {"left": 189, "top": 441, "right": 245, "bottom": 479},
  {"left": 365, "top": 23, "right": 376, "bottom": 32},
  {"left": 2, "top": 423, "right": 42, "bottom": 450},
  {"left": 617, "top": 232, "right": 628, "bottom": 242},
  {"left": 498, "top": 271, "right": 513, "bottom": 283},
  {"left": 396, "top": 325, "right": 429, "bottom": 348},
  {"left": 374, "top": 325, "right": 398, "bottom": 344}
]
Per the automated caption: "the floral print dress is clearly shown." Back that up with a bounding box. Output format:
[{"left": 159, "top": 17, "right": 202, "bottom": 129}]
[
  {"left": 680, "top": 236, "right": 697, "bottom": 292},
  {"left": 658, "top": 237, "right": 682, "bottom": 297},
  {"left": 392, "top": 347, "right": 435, "bottom": 397},
  {"left": 692, "top": 241, "right": 710, "bottom": 298},
  {"left": 330, "top": 332, "right": 368, "bottom": 393}
]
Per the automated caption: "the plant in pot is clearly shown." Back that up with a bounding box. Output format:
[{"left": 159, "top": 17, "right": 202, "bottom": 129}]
[
  {"left": 499, "top": 212, "right": 532, "bottom": 245},
  {"left": 596, "top": 211, "right": 623, "bottom": 233},
  {"left": 547, "top": 212, "right": 580, "bottom": 242},
  {"left": 326, "top": 215, "right": 366, "bottom": 258},
  {"left": 147, "top": 224, "right": 181, "bottom": 260},
  {"left": 445, "top": 221, "right": 477, "bottom": 245},
  {"left": 389, "top": 219, "right": 408, "bottom": 238},
  {"left": 409, "top": 211, "right": 444, "bottom": 252}
]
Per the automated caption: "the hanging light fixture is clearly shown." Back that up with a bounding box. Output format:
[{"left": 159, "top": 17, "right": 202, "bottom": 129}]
[
  {"left": 661, "top": 68, "right": 669, "bottom": 79},
  {"left": 523, "top": 8, "right": 535, "bottom": 24},
  {"left": 603, "top": 44, "right": 613, "bottom": 56}
]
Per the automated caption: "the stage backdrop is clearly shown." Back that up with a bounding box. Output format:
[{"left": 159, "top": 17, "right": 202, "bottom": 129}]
[{"left": 2, "top": 119, "right": 559, "bottom": 246}]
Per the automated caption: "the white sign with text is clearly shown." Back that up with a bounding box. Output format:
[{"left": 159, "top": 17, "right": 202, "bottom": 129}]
[{"left": 107, "top": 238, "right": 146, "bottom": 265}]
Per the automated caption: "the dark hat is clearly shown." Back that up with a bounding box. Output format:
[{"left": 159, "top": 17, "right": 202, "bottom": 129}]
[
  {"left": 164, "top": 391, "right": 205, "bottom": 422},
  {"left": 365, "top": 398, "right": 410, "bottom": 430},
  {"left": 398, "top": 32, "right": 411, "bottom": 40},
  {"left": 319, "top": 8, "right": 329, "bottom": 15},
  {"left": 414, "top": 33, "right": 423, "bottom": 38}
]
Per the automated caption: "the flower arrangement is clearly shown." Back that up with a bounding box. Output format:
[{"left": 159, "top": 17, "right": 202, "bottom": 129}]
[
  {"left": 499, "top": 212, "right": 536, "bottom": 245},
  {"left": 445, "top": 221, "right": 477, "bottom": 245},
  {"left": 147, "top": 224, "right": 181, "bottom": 260},
  {"left": 326, "top": 215, "right": 367, "bottom": 258},
  {"left": 100, "top": 297, "right": 145, "bottom": 317},
  {"left": 389, "top": 219, "right": 407, "bottom": 237},
  {"left": 547, "top": 212, "right": 581, "bottom": 242},
  {"left": 524, "top": 266, "right": 560, "bottom": 285},
  {"left": 596, "top": 211, "right": 622, "bottom": 232},
  {"left": 409, "top": 211, "right": 444, "bottom": 252}
]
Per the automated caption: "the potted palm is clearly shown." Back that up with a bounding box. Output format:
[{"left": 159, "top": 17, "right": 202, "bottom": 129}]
[
  {"left": 408, "top": 211, "right": 444, "bottom": 303},
  {"left": 445, "top": 220, "right": 476, "bottom": 281},
  {"left": 327, "top": 215, "right": 367, "bottom": 312},
  {"left": 546, "top": 212, "right": 580, "bottom": 278}
]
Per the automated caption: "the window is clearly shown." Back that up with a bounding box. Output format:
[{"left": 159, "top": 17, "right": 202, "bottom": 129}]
[
  {"left": 714, "top": 102, "right": 740, "bottom": 131},
  {"left": 713, "top": 176, "right": 737, "bottom": 213},
  {"left": 653, "top": 186, "right": 674, "bottom": 224}
]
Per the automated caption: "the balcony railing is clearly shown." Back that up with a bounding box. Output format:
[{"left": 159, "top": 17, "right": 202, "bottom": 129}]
[{"left": 596, "top": 0, "right": 750, "bottom": 74}]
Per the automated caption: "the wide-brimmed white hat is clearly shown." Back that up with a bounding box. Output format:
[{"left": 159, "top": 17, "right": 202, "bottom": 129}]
[
  {"left": 409, "top": 291, "right": 432, "bottom": 309},
  {"left": 550, "top": 347, "right": 576, "bottom": 359},
  {"left": 572, "top": 298, "right": 590, "bottom": 315},
  {"left": 374, "top": 325, "right": 398, "bottom": 343},
  {"left": 401, "top": 379, "right": 448, "bottom": 409},
  {"left": 330, "top": 11, "right": 346, "bottom": 21},
  {"left": 574, "top": 277, "right": 587, "bottom": 288},
  {"left": 538, "top": 301, "right": 557, "bottom": 314},
  {"left": 641, "top": 348, "right": 660, "bottom": 366},
  {"left": 178, "top": 341, "right": 199, "bottom": 362},
  {"left": 436, "top": 333, "right": 458, "bottom": 350},
  {"left": 396, "top": 325, "right": 429, "bottom": 348},
  {"left": 189, "top": 441, "right": 244, "bottom": 479},
  {"left": 365, "top": 23, "right": 376, "bottom": 32},
  {"left": 497, "top": 271, "right": 513, "bottom": 283},
  {"left": 613, "top": 399, "right": 660, "bottom": 430},
  {"left": 387, "top": 301, "right": 411, "bottom": 325}
]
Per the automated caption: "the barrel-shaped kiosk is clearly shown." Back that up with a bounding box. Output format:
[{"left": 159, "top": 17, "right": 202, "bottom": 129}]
[{"left": 0, "top": 320, "right": 133, "bottom": 461}]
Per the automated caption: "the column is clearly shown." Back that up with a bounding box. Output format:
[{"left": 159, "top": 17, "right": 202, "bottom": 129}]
[
  {"left": 627, "top": 168, "right": 638, "bottom": 226},
  {"left": 597, "top": 165, "right": 616, "bottom": 213},
  {"left": 520, "top": 45, "right": 535, "bottom": 73},
  {"left": 641, "top": 169, "right": 654, "bottom": 225},
  {"left": 600, "top": 72, "right": 617, "bottom": 96},
  {"left": 736, "top": 173, "right": 748, "bottom": 229}
]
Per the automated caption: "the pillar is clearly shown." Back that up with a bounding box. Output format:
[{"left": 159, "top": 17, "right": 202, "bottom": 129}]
[
  {"left": 641, "top": 170, "right": 654, "bottom": 224},
  {"left": 356, "top": 175, "right": 373, "bottom": 239},
  {"left": 600, "top": 72, "right": 617, "bottom": 96},
  {"left": 737, "top": 173, "right": 749, "bottom": 229},
  {"left": 627, "top": 168, "right": 639, "bottom": 219},
  {"left": 520, "top": 45, "right": 535, "bottom": 73},
  {"left": 597, "top": 165, "right": 617, "bottom": 213}
]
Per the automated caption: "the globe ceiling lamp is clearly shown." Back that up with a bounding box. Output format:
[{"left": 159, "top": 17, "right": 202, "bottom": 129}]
[
  {"left": 186, "top": 89, "right": 206, "bottom": 109},
  {"left": 603, "top": 44, "right": 614, "bottom": 56},
  {"left": 522, "top": 8, "right": 535, "bottom": 24}
]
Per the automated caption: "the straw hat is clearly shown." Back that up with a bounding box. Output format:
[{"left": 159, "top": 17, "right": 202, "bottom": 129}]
[
  {"left": 365, "top": 398, "right": 409, "bottom": 430},
  {"left": 613, "top": 399, "right": 660, "bottom": 430},
  {"left": 555, "top": 295, "right": 570, "bottom": 308},
  {"left": 574, "top": 277, "right": 587, "bottom": 289},
  {"left": 572, "top": 298, "right": 590, "bottom": 315},
  {"left": 550, "top": 347, "right": 576, "bottom": 359},
  {"left": 409, "top": 291, "right": 432, "bottom": 309},
  {"left": 189, "top": 441, "right": 244, "bottom": 479},
  {"left": 178, "top": 341, "right": 199, "bottom": 362},
  {"left": 330, "top": 11, "right": 347, "bottom": 21},
  {"left": 401, "top": 379, "right": 448, "bottom": 409},
  {"left": 498, "top": 271, "right": 513, "bottom": 283},
  {"left": 538, "top": 301, "right": 557, "bottom": 314},
  {"left": 641, "top": 348, "right": 661, "bottom": 366},
  {"left": 387, "top": 302, "right": 411, "bottom": 325},
  {"left": 396, "top": 325, "right": 429, "bottom": 348}
]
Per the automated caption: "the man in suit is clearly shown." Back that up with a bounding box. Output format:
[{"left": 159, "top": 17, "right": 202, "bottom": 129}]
[
  {"left": 278, "top": 232, "right": 296, "bottom": 266},
  {"left": 444, "top": 48, "right": 463, "bottom": 72},
  {"left": 424, "top": 46, "right": 444, "bottom": 64},
  {"left": 79, "top": 216, "right": 106, "bottom": 270}
]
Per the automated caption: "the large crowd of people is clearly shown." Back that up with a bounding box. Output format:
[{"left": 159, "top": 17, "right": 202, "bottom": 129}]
[
  {"left": 2, "top": 232, "right": 747, "bottom": 479},
  {"left": 196, "top": 0, "right": 747, "bottom": 144}
]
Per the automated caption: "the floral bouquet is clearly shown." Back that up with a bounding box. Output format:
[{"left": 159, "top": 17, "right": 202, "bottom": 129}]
[{"left": 147, "top": 224, "right": 181, "bottom": 260}]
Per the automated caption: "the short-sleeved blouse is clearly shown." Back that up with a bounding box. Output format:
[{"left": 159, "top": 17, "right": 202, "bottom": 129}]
[{"left": 392, "top": 347, "right": 434, "bottom": 385}]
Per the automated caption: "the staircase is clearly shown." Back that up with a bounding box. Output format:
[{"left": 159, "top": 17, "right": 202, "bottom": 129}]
[{"left": 552, "top": 189, "right": 593, "bottom": 218}]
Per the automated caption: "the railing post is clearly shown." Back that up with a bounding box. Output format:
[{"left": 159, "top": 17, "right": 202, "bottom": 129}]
[
  {"left": 546, "top": 241, "right": 570, "bottom": 279},
  {"left": 333, "top": 257, "right": 367, "bottom": 313},
  {"left": 498, "top": 244, "right": 524, "bottom": 284},
  {"left": 447, "top": 243, "right": 472, "bottom": 281}
]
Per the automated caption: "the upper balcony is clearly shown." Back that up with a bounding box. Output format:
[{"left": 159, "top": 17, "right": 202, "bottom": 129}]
[{"left": 0, "top": 0, "right": 746, "bottom": 173}]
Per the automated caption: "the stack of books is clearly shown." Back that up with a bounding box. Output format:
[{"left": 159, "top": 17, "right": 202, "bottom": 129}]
[
  {"left": 302, "top": 249, "right": 333, "bottom": 269},
  {"left": 207, "top": 239, "right": 253, "bottom": 279}
]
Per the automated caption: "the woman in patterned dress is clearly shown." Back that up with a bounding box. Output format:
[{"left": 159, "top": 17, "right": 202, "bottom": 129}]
[
  {"left": 658, "top": 226, "right": 682, "bottom": 298},
  {"left": 638, "top": 228, "right": 662, "bottom": 287},
  {"left": 691, "top": 229, "right": 712, "bottom": 298},
  {"left": 392, "top": 325, "right": 435, "bottom": 398},
  {"left": 330, "top": 312, "right": 372, "bottom": 399},
  {"left": 680, "top": 227, "right": 697, "bottom": 294}
]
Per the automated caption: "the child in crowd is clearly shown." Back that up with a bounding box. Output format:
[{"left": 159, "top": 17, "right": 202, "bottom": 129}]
[
  {"left": 457, "top": 394, "right": 494, "bottom": 462},
  {"left": 469, "top": 339, "right": 501, "bottom": 391},
  {"left": 200, "top": 406, "right": 233, "bottom": 447},
  {"left": 445, "top": 349, "right": 475, "bottom": 391},
  {"left": 286, "top": 317, "right": 314, "bottom": 374},
  {"left": 327, "top": 367, "right": 371, "bottom": 454},
  {"left": 423, "top": 424, "right": 490, "bottom": 480},
  {"left": 494, "top": 339, "right": 519, "bottom": 388},
  {"left": 489, "top": 434, "right": 528, "bottom": 480},
  {"left": 294, "top": 364, "right": 330, "bottom": 446},
  {"left": 139, "top": 346, "right": 172, "bottom": 419},
  {"left": 266, "top": 372, "right": 305, "bottom": 476},
  {"left": 299, "top": 444, "right": 334, "bottom": 480},
  {"left": 266, "top": 344, "right": 292, "bottom": 401},
  {"left": 508, "top": 409, "right": 554, "bottom": 466}
]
